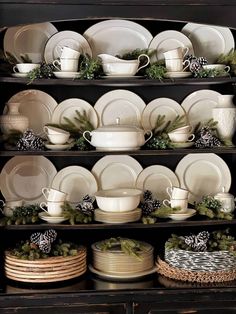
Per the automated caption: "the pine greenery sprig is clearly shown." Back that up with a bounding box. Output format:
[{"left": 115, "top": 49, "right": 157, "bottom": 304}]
[
  {"left": 26, "top": 62, "right": 54, "bottom": 84},
  {"left": 145, "top": 63, "right": 166, "bottom": 80},
  {"left": 0, "top": 204, "right": 41, "bottom": 226},
  {"left": 217, "top": 49, "right": 236, "bottom": 65},
  {"left": 79, "top": 54, "right": 103, "bottom": 79},
  {"left": 62, "top": 201, "right": 93, "bottom": 225},
  {"left": 116, "top": 48, "right": 155, "bottom": 60},
  {"left": 193, "top": 68, "right": 230, "bottom": 78},
  {"left": 151, "top": 205, "right": 182, "bottom": 218}
]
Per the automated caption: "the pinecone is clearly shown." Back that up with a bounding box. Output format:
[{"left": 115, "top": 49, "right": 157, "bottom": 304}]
[
  {"left": 16, "top": 129, "right": 44, "bottom": 151},
  {"left": 189, "top": 60, "right": 202, "bottom": 73},
  {"left": 143, "top": 190, "right": 153, "bottom": 201},
  {"left": 44, "top": 229, "right": 57, "bottom": 243},
  {"left": 76, "top": 194, "right": 95, "bottom": 215},
  {"left": 197, "top": 56, "right": 208, "bottom": 66},
  {"left": 195, "top": 126, "right": 221, "bottom": 148},
  {"left": 140, "top": 200, "right": 155, "bottom": 216}
]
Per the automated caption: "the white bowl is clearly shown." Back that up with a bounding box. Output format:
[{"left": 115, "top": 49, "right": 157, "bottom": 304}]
[{"left": 94, "top": 188, "right": 143, "bottom": 212}]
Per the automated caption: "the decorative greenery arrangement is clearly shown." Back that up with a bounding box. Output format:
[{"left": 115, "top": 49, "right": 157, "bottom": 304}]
[
  {"left": 0, "top": 204, "right": 41, "bottom": 226},
  {"left": 193, "top": 68, "right": 230, "bottom": 78},
  {"left": 165, "top": 228, "right": 236, "bottom": 254},
  {"left": 195, "top": 195, "right": 233, "bottom": 220},
  {"left": 145, "top": 63, "right": 166, "bottom": 80},
  {"left": 217, "top": 49, "right": 236, "bottom": 66},
  {"left": 145, "top": 114, "right": 186, "bottom": 149},
  {"left": 26, "top": 62, "right": 55, "bottom": 84},
  {"left": 96, "top": 237, "right": 147, "bottom": 260},
  {"left": 79, "top": 54, "right": 103, "bottom": 79}
]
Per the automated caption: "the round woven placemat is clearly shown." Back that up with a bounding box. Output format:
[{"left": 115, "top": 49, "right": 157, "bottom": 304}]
[{"left": 156, "top": 257, "right": 236, "bottom": 283}]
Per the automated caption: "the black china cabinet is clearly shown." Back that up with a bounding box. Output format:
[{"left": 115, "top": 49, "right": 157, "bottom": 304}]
[{"left": 0, "top": 1, "right": 236, "bottom": 313}]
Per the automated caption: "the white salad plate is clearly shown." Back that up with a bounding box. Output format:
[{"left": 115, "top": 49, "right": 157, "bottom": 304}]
[
  {"left": 94, "top": 89, "right": 146, "bottom": 127},
  {"left": 83, "top": 19, "right": 153, "bottom": 57},
  {"left": 51, "top": 166, "right": 98, "bottom": 204},
  {"left": 0, "top": 156, "right": 57, "bottom": 204},
  {"left": 164, "top": 71, "right": 192, "bottom": 79},
  {"left": 181, "top": 23, "right": 235, "bottom": 63},
  {"left": 4, "top": 22, "right": 58, "bottom": 63},
  {"left": 44, "top": 141, "right": 74, "bottom": 151},
  {"left": 6, "top": 89, "right": 58, "bottom": 135},
  {"left": 171, "top": 142, "right": 194, "bottom": 149},
  {"left": 44, "top": 30, "right": 92, "bottom": 63},
  {"left": 135, "top": 165, "right": 180, "bottom": 201},
  {"left": 181, "top": 89, "right": 222, "bottom": 128},
  {"left": 91, "top": 155, "right": 143, "bottom": 190},
  {"left": 53, "top": 71, "right": 81, "bottom": 79},
  {"left": 51, "top": 98, "right": 99, "bottom": 129},
  {"left": 175, "top": 153, "right": 231, "bottom": 203},
  {"left": 148, "top": 30, "right": 194, "bottom": 62},
  {"left": 39, "top": 212, "right": 68, "bottom": 224},
  {"left": 168, "top": 208, "right": 196, "bottom": 221},
  {"left": 141, "top": 97, "right": 186, "bottom": 131},
  {"left": 11, "top": 73, "right": 28, "bottom": 78},
  {"left": 88, "top": 264, "right": 157, "bottom": 281}
]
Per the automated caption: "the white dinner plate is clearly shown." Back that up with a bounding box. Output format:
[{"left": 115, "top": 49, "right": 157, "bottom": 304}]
[
  {"left": 181, "top": 89, "right": 222, "bottom": 128},
  {"left": 6, "top": 89, "right": 58, "bottom": 135},
  {"left": 83, "top": 19, "right": 153, "bottom": 57},
  {"left": 4, "top": 22, "right": 58, "bottom": 63},
  {"left": 51, "top": 98, "right": 99, "bottom": 129},
  {"left": 53, "top": 71, "right": 81, "bottom": 79},
  {"left": 135, "top": 165, "right": 180, "bottom": 201},
  {"left": 0, "top": 156, "right": 57, "bottom": 204},
  {"left": 148, "top": 30, "right": 194, "bottom": 62},
  {"left": 44, "top": 30, "right": 92, "bottom": 63},
  {"left": 94, "top": 89, "right": 146, "bottom": 127},
  {"left": 51, "top": 166, "right": 98, "bottom": 204},
  {"left": 91, "top": 155, "right": 143, "bottom": 190},
  {"left": 38, "top": 212, "right": 69, "bottom": 224},
  {"left": 88, "top": 264, "right": 157, "bottom": 281},
  {"left": 164, "top": 71, "right": 192, "bottom": 78},
  {"left": 175, "top": 153, "right": 231, "bottom": 203},
  {"left": 141, "top": 97, "right": 186, "bottom": 131},
  {"left": 181, "top": 23, "right": 235, "bottom": 63}
]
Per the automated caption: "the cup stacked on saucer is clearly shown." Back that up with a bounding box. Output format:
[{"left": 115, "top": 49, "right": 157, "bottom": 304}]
[
  {"left": 168, "top": 125, "right": 195, "bottom": 148},
  {"left": 43, "top": 126, "right": 73, "bottom": 150},
  {"left": 12, "top": 63, "right": 40, "bottom": 78},
  {"left": 39, "top": 187, "right": 68, "bottom": 223},
  {"left": 163, "top": 186, "right": 196, "bottom": 220},
  {"left": 163, "top": 47, "right": 192, "bottom": 78},
  {"left": 52, "top": 46, "right": 81, "bottom": 79},
  {"left": 94, "top": 188, "right": 142, "bottom": 223}
]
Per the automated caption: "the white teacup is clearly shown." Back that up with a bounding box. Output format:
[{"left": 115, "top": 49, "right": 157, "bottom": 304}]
[
  {"left": 42, "top": 187, "right": 67, "bottom": 202},
  {"left": 0, "top": 199, "right": 23, "bottom": 217},
  {"left": 46, "top": 133, "right": 70, "bottom": 145},
  {"left": 40, "top": 201, "right": 64, "bottom": 217},
  {"left": 203, "top": 64, "right": 230, "bottom": 73},
  {"left": 44, "top": 126, "right": 69, "bottom": 136},
  {"left": 171, "top": 125, "right": 193, "bottom": 134},
  {"left": 53, "top": 58, "right": 79, "bottom": 72},
  {"left": 57, "top": 46, "right": 80, "bottom": 59},
  {"left": 168, "top": 132, "right": 195, "bottom": 143},
  {"left": 166, "top": 186, "right": 189, "bottom": 199},
  {"left": 165, "top": 59, "right": 190, "bottom": 72},
  {"left": 13, "top": 63, "right": 40, "bottom": 73},
  {"left": 163, "top": 198, "right": 188, "bottom": 212},
  {"left": 163, "top": 47, "right": 189, "bottom": 60}
]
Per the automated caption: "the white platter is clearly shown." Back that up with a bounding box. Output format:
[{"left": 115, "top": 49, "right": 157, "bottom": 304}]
[
  {"left": 51, "top": 166, "right": 98, "bottom": 204},
  {"left": 83, "top": 19, "right": 153, "bottom": 57},
  {"left": 168, "top": 208, "right": 196, "bottom": 221},
  {"left": 94, "top": 89, "right": 146, "bottom": 127},
  {"left": 4, "top": 22, "right": 58, "bottom": 63},
  {"left": 11, "top": 73, "right": 28, "bottom": 78},
  {"left": 91, "top": 155, "right": 143, "bottom": 190},
  {"left": 6, "top": 89, "right": 58, "bottom": 135},
  {"left": 0, "top": 156, "right": 57, "bottom": 204},
  {"left": 89, "top": 264, "right": 157, "bottom": 281},
  {"left": 181, "top": 23, "right": 235, "bottom": 63},
  {"left": 175, "top": 153, "right": 231, "bottom": 203},
  {"left": 51, "top": 98, "right": 99, "bottom": 129},
  {"left": 44, "top": 30, "right": 92, "bottom": 63},
  {"left": 39, "top": 212, "right": 68, "bottom": 224},
  {"left": 148, "top": 30, "right": 194, "bottom": 62},
  {"left": 53, "top": 71, "right": 81, "bottom": 79},
  {"left": 135, "top": 165, "right": 180, "bottom": 201},
  {"left": 181, "top": 89, "right": 221, "bottom": 128},
  {"left": 141, "top": 97, "right": 186, "bottom": 131},
  {"left": 164, "top": 71, "right": 192, "bottom": 79}
]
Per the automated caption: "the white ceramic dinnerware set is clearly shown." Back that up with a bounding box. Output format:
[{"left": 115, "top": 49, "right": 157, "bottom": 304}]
[
  {"left": 167, "top": 125, "right": 195, "bottom": 148},
  {"left": 163, "top": 47, "right": 191, "bottom": 79},
  {"left": 12, "top": 63, "right": 40, "bottom": 78},
  {"left": 163, "top": 186, "right": 196, "bottom": 220},
  {"left": 43, "top": 125, "right": 73, "bottom": 150}
]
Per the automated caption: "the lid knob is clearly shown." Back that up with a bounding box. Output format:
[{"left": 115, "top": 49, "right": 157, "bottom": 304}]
[{"left": 116, "top": 117, "right": 120, "bottom": 125}]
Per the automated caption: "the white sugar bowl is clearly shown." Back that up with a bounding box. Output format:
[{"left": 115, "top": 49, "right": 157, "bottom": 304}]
[{"left": 214, "top": 187, "right": 235, "bottom": 213}]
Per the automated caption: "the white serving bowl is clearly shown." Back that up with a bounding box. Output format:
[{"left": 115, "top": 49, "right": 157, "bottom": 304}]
[{"left": 94, "top": 188, "right": 143, "bottom": 212}]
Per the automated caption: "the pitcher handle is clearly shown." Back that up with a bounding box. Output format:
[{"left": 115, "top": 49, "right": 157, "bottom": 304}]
[
  {"left": 137, "top": 54, "right": 150, "bottom": 72},
  {"left": 83, "top": 131, "right": 92, "bottom": 144}
]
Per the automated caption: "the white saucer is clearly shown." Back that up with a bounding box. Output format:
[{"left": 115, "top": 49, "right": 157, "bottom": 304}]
[
  {"left": 39, "top": 212, "right": 68, "bottom": 224},
  {"left": 11, "top": 73, "right": 28, "bottom": 78},
  {"left": 164, "top": 71, "right": 192, "bottom": 78},
  {"left": 171, "top": 142, "right": 194, "bottom": 148},
  {"left": 168, "top": 208, "right": 196, "bottom": 221},
  {"left": 44, "top": 141, "right": 74, "bottom": 151},
  {"left": 53, "top": 71, "right": 81, "bottom": 79}
]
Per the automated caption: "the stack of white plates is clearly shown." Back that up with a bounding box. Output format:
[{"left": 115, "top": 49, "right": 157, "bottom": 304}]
[{"left": 94, "top": 208, "right": 141, "bottom": 224}]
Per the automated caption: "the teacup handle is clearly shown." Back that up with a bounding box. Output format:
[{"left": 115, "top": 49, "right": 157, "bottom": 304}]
[
  {"left": 52, "top": 59, "right": 61, "bottom": 71},
  {"left": 144, "top": 130, "right": 153, "bottom": 144},
  {"left": 42, "top": 188, "right": 50, "bottom": 200},
  {"left": 163, "top": 199, "right": 170, "bottom": 207},
  {"left": 166, "top": 187, "right": 172, "bottom": 198},
  {"left": 183, "top": 59, "right": 190, "bottom": 72},
  {"left": 137, "top": 54, "right": 150, "bottom": 72},
  {"left": 40, "top": 202, "right": 49, "bottom": 214},
  {"left": 43, "top": 126, "right": 49, "bottom": 134},
  {"left": 183, "top": 47, "right": 189, "bottom": 58},
  {"left": 187, "top": 134, "right": 195, "bottom": 142},
  {"left": 224, "top": 65, "right": 230, "bottom": 73},
  {"left": 56, "top": 45, "right": 63, "bottom": 56},
  {"left": 83, "top": 131, "right": 92, "bottom": 144},
  {"left": 13, "top": 65, "right": 18, "bottom": 73}
]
